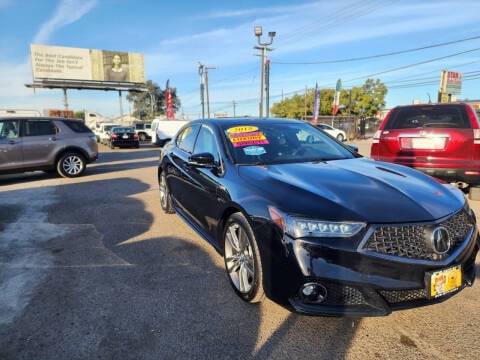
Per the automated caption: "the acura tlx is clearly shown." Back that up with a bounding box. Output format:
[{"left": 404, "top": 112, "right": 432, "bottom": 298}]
[{"left": 158, "top": 118, "right": 478, "bottom": 316}]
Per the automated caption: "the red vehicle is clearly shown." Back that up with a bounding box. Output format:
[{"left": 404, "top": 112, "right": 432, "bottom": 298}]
[{"left": 371, "top": 103, "right": 480, "bottom": 197}]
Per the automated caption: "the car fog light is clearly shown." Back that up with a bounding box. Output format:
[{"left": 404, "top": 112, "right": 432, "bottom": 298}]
[{"left": 300, "top": 282, "right": 327, "bottom": 303}]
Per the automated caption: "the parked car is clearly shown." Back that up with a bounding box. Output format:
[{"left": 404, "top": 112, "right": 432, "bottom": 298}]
[
  {"left": 134, "top": 122, "right": 153, "bottom": 141},
  {"left": 151, "top": 118, "right": 189, "bottom": 146},
  {"left": 94, "top": 123, "right": 120, "bottom": 144},
  {"left": 158, "top": 118, "right": 478, "bottom": 316},
  {"left": 0, "top": 117, "right": 98, "bottom": 178},
  {"left": 316, "top": 123, "right": 347, "bottom": 141},
  {"left": 371, "top": 103, "right": 480, "bottom": 199},
  {"left": 108, "top": 127, "right": 139, "bottom": 149}
]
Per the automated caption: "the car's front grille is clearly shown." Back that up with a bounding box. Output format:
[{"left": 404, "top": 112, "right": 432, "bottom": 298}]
[
  {"left": 363, "top": 210, "right": 473, "bottom": 261},
  {"left": 379, "top": 288, "right": 427, "bottom": 304}
]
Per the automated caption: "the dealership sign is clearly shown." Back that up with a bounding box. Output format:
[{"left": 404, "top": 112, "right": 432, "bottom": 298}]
[
  {"left": 440, "top": 70, "right": 462, "bottom": 95},
  {"left": 30, "top": 44, "right": 145, "bottom": 84}
]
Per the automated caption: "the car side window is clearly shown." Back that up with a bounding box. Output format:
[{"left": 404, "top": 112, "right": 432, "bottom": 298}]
[
  {"left": 24, "top": 120, "right": 57, "bottom": 137},
  {"left": 0, "top": 120, "right": 20, "bottom": 139},
  {"left": 176, "top": 124, "right": 200, "bottom": 153},
  {"left": 193, "top": 126, "right": 220, "bottom": 163}
]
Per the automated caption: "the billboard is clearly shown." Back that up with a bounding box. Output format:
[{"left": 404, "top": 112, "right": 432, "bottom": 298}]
[
  {"left": 30, "top": 44, "right": 145, "bottom": 84},
  {"left": 440, "top": 70, "right": 462, "bottom": 95}
]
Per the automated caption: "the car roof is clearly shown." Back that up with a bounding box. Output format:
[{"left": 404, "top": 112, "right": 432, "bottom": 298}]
[
  {"left": 0, "top": 116, "right": 78, "bottom": 121},
  {"left": 191, "top": 117, "right": 305, "bottom": 127},
  {"left": 393, "top": 102, "right": 468, "bottom": 110}
]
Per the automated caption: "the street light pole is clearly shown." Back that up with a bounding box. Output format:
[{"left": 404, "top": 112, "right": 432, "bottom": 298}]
[{"left": 254, "top": 25, "right": 276, "bottom": 118}]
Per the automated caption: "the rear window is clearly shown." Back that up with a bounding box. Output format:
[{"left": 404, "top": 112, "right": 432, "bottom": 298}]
[
  {"left": 112, "top": 127, "right": 134, "bottom": 133},
  {"left": 62, "top": 120, "right": 93, "bottom": 133},
  {"left": 385, "top": 105, "right": 470, "bottom": 129}
]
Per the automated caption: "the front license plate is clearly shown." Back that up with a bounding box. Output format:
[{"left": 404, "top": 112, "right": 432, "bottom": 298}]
[{"left": 427, "top": 265, "right": 462, "bottom": 298}]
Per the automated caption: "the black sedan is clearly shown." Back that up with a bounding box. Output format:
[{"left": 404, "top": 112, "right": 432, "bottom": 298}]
[
  {"left": 108, "top": 127, "right": 140, "bottom": 149},
  {"left": 158, "top": 118, "right": 478, "bottom": 316}
]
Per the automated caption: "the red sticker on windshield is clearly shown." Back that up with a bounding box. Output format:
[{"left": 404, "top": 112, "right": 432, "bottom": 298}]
[{"left": 228, "top": 130, "right": 269, "bottom": 148}]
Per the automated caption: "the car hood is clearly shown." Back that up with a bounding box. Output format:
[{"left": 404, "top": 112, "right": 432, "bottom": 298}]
[{"left": 238, "top": 158, "right": 465, "bottom": 223}]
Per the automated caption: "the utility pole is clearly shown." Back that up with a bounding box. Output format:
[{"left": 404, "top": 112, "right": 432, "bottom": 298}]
[
  {"left": 304, "top": 86, "right": 307, "bottom": 121},
  {"left": 265, "top": 59, "right": 271, "bottom": 117},
  {"left": 198, "top": 63, "right": 215, "bottom": 118},
  {"left": 232, "top": 100, "right": 236, "bottom": 117},
  {"left": 198, "top": 63, "right": 205, "bottom": 118},
  {"left": 204, "top": 66, "right": 215, "bottom": 118},
  {"left": 62, "top": 88, "right": 69, "bottom": 111},
  {"left": 118, "top": 90, "right": 124, "bottom": 119},
  {"left": 254, "top": 25, "right": 276, "bottom": 118}
]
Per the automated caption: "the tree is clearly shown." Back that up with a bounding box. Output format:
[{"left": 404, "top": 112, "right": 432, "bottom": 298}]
[
  {"left": 74, "top": 111, "right": 85, "bottom": 119},
  {"left": 271, "top": 78, "right": 387, "bottom": 119},
  {"left": 126, "top": 80, "right": 181, "bottom": 120}
]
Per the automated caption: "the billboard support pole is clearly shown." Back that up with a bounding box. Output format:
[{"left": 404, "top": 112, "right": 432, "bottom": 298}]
[
  {"left": 63, "top": 88, "right": 69, "bottom": 111},
  {"left": 118, "top": 90, "right": 124, "bottom": 119}
]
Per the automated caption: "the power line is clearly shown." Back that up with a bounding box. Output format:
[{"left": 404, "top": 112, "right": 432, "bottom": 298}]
[
  {"left": 343, "top": 47, "right": 480, "bottom": 83},
  {"left": 272, "top": 34, "right": 480, "bottom": 65}
]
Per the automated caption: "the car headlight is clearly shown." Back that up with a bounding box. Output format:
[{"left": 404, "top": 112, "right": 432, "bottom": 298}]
[{"left": 268, "top": 206, "right": 366, "bottom": 238}]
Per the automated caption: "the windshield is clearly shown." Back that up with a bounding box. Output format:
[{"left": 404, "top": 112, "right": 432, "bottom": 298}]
[
  {"left": 386, "top": 105, "right": 470, "bottom": 129},
  {"left": 222, "top": 122, "right": 355, "bottom": 165}
]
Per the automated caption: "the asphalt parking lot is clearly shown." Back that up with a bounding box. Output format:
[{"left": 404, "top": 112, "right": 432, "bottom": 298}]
[{"left": 0, "top": 141, "right": 479, "bottom": 360}]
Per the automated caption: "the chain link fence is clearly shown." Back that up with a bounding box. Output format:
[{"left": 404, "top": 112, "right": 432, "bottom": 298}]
[{"left": 310, "top": 116, "right": 381, "bottom": 140}]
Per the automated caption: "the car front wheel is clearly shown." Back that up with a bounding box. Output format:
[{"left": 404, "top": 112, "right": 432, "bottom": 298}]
[
  {"left": 223, "top": 213, "right": 265, "bottom": 303},
  {"left": 57, "top": 152, "right": 86, "bottom": 178},
  {"left": 336, "top": 133, "right": 344, "bottom": 142}
]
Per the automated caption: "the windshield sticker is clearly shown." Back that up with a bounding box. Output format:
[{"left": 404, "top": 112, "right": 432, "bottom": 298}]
[
  {"left": 227, "top": 126, "right": 258, "bottom": 134},
  {"left": 243, "top": 146, "right": 267, "bottom": 156},
  {"left": 229, "top": 131, "right": 270, "bottom": 147}
]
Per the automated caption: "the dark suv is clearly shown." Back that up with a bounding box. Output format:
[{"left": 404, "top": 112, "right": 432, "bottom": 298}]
[{"left": 0, "top": 117, "right": 98, "bottom": 178}]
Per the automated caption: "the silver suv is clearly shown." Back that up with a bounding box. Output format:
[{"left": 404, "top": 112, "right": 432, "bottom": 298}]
[{"left": 0, "top": 117, "right": 98, "bottom": 178}]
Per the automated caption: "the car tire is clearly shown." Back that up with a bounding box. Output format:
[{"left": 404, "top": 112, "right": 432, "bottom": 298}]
[
  {"left": 469, "top": 186, "right": 480, "bottom": 201},
  {"left": 159, "top": 171, "right": 174, "bottom": 214},
  {"left": 56, "top": 152, "right": 86, "bottom": 178},
  {"left": 223, "top": 212, "right": 265, "bottom": 304},
  {"left": 336, "top": 133, "right": 344, "bottom": 142},
  {"left": 139, "top": 133, "right": 147, "bottom": 141}
]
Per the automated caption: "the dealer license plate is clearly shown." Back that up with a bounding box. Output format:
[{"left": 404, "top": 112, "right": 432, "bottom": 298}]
[
  {"left": 123, "top": 134, "right": 129, "bottom": 139},
  {"left": 400, "top": 137, "right": 446, "bottom": 150},
  {"left": 426, "top": 265, "right": 462, "bottom": 298}
]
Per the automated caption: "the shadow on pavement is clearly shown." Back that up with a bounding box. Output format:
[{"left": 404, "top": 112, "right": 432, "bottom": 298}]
[{"left": 0, "top": 177, "right": 357, "bottom": 359}]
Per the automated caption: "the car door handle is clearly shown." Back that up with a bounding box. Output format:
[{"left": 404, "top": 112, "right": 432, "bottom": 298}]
[
  {"left": 8, "top": 139, "right": 17, "bottom": 145},
  {"left": 49, "top": 136, "right": 57, "bottom": 141}
]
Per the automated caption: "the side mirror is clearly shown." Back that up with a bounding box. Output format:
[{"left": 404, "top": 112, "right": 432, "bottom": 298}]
[
  {"left": 345, "top": 144, "right": 359, "bottom": 153},
  {"left": 188, "top": 152, "right": 215, "bottom": 168}
]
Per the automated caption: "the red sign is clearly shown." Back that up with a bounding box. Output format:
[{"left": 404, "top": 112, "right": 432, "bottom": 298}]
[{"left": 165, "top": 89, "right": 174, "bottom": 119}]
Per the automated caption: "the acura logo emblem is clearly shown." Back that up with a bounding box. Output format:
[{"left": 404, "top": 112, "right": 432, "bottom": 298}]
[{"left": 431, "top": 227, "right": 451, "bottom": 254}]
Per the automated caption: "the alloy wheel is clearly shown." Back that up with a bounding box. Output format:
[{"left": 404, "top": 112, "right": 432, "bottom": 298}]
[
  {"left": 224, "top": 223, "right": 255, "bottom": 294},
  {"left": 62, "top": 155, "right": 83, "bottom": 175},
  {"left": 159, "top": 173, "right": 168, "bottom": 209}
]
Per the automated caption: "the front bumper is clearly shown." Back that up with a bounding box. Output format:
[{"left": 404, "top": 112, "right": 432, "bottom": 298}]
[{"left": 261, "top": 214, "right": 478, "bottom": 317}]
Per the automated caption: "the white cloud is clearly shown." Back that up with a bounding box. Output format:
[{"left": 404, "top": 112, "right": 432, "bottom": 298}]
[{"left": 33, "top": 0, "right": 97, "bottom": 44}]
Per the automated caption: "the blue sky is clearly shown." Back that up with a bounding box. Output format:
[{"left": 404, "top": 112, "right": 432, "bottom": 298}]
[{"left": 1, "top": 0, "right": 480, "bottom": 118}]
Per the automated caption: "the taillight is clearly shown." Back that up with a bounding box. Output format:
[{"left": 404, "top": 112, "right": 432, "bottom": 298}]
[
  {"left": 111, "top": 133, "right": 117, "bottom": 139},
  {"left": 372, "top": 130, "right": 382, "bottom": 144},
  {"left": 133, "top": 133, "right": 139, "bottom": 140},
  {"left": 474, "top": 129, "right": 480, "bottom": 144}
]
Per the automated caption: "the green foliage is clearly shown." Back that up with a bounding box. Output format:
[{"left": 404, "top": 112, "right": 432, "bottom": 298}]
[
  {"left": 271, "top": 78, "right": 387, "bottom": 119},
  {"left": 126, "top": 80, "right": 181, "bottom": 120},
  {"left": 74, "top": 111, "right": 85, "bottom": 119}
]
